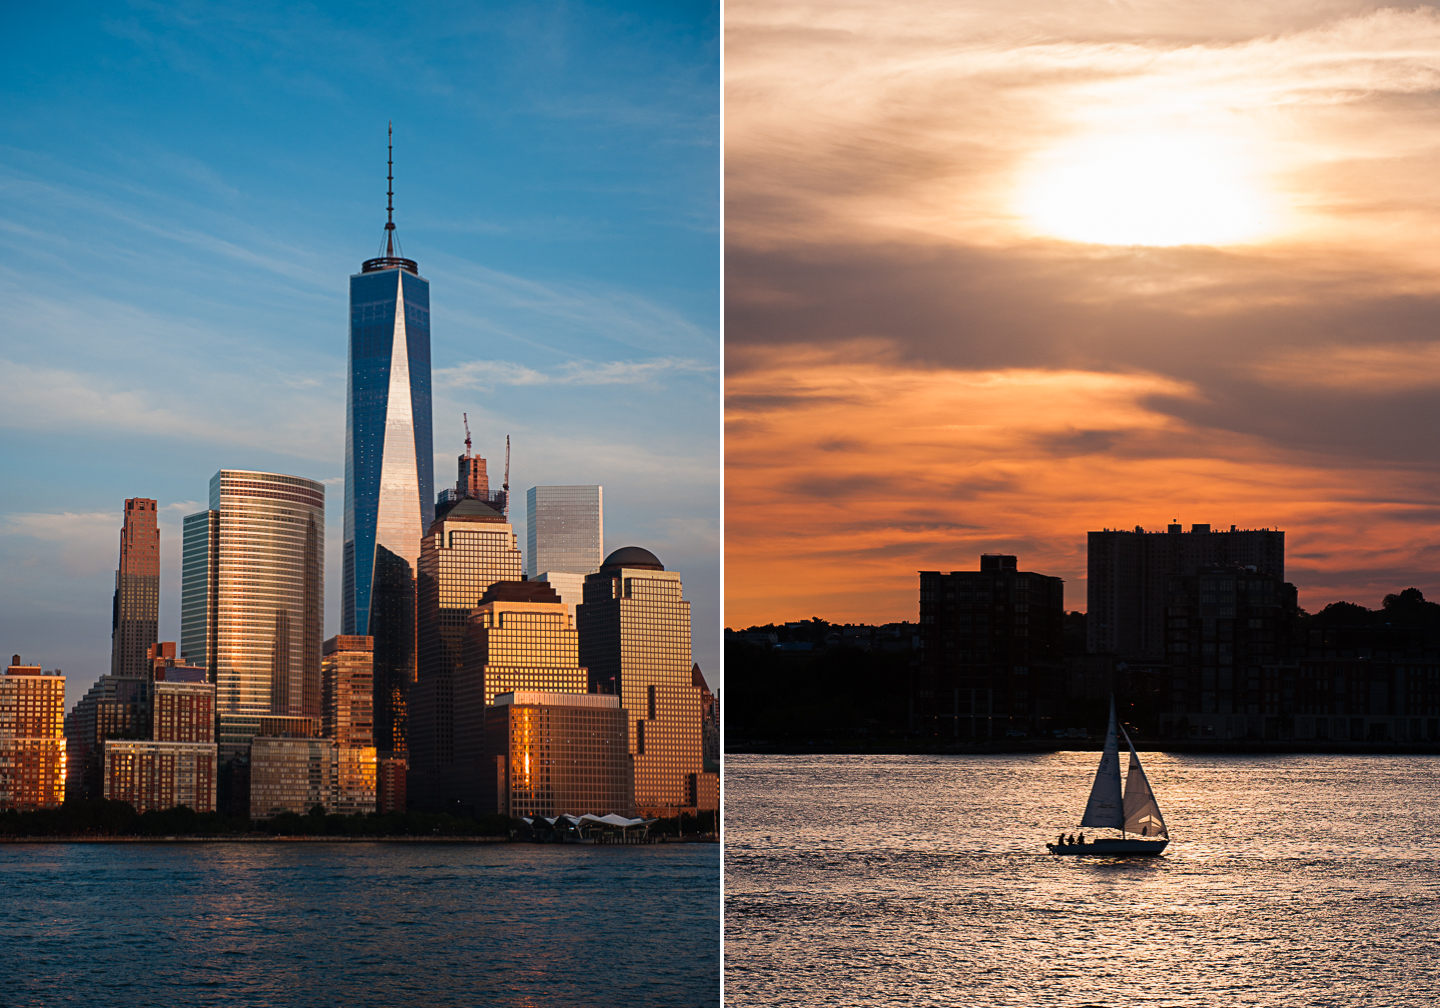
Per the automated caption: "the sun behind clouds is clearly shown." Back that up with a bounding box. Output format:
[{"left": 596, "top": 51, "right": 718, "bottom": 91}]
[{"left": 1017, "top": 132, "right": 1281, "bottom": 247}]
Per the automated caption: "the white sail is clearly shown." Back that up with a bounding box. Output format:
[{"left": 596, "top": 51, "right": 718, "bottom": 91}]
[
  {"left": 1079, "top": 697, "right": 1123, "bottom": 828},
  {"left": 1120, "top": 726, "right": 1168, "bottom": 838}
]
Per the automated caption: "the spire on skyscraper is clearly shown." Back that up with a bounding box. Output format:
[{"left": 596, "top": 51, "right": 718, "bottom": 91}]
[{"left": 362, "top": 122, "right": 418, "bottom": 274}]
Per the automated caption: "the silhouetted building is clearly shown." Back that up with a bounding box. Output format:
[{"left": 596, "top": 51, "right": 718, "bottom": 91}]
[
  {"left": 342, "top": 161, "right": 434, "bottom": 764},
  {"left": 452, "top": 579, "right": 589, "bottom": 812},
  {"left": 411, "top": 496, "right": 523, "bottom": 810},
  {"left": 527, "top": 486, "right": 602, "bottom": 577},
  {"left": 111, "top": 498, "right": 160, "bottom": 678},
  {"left": 182, "top": 470, "right": 324, "bottom": 765},
  {"left": 695, "top": 664, "right": 719, "bottom": 772},
  {"left": 1, "top": 657, "right": 65, "bottom": 810},
  {"left": 1088, "top": 524, "right": 1285, "bottom": 660},
  {"left": 480, "top": 691, "right": 633, "bottom": 818},
  {"left": 578, "top": 548, "right": 714, "bottom": 817},
  {"left": 1153, "top": 565, "right": 1299, "bottom": 739},
  {"left": 914, "top": 554, "right": 1067, "bottom": 737}
]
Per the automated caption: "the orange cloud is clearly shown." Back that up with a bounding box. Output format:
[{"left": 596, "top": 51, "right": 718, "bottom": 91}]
[{"left": 725, "top": 347, "right": 1440, "bottom": 627}]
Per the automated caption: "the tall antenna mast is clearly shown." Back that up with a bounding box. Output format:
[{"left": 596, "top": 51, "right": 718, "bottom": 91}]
[
  {"left": 462, "top": 412, "right": 472, "bottom": 457},
  {"left": 385, "top": 121, "right": 395, "bottom": 257}
]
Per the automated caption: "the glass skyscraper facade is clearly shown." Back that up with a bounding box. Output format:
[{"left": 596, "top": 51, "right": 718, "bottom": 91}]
[
  {"left": 181, "top": 470, "right": 324, "bottom": 764},
  {"left": 343, "top": 255, "right": 434, "bottom": 757},
  {"left": 410, "top": 497, "right": 524, "bottom": 810},
  {"left": 526, "top": 485, "right": 603, "bottom": 577},
  {"left": 578, "top": 547, "right": 715, "bottom": 817}
]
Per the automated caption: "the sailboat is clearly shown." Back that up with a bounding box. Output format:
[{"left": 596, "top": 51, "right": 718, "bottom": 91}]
[{"left": 1047, "top": 697, "right": 1169, "bottom": 855}]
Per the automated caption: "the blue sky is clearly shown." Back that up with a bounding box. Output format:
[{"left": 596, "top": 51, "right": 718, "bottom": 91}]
[{"left": 1, "top": 0, "right": 719, "bottom": 705}]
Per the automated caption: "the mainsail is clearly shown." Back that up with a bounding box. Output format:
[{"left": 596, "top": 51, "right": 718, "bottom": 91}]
[
  {"left": 1079, "top": 697, "right": 1123, "bottom": 828},
  {"left": 1119, "top": 726, "right": 1168, "bottom": 838}
]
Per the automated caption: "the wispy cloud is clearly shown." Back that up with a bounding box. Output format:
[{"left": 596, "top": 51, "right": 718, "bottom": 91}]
[{"left": 437, "top": 356, "right": 714, "bottom": 390}]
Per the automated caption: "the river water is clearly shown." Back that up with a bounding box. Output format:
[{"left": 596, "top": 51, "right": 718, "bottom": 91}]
[
  {"left": 0, "top": 841, "right": 718, "bottom": 1007},
  {"left": 725, "top": 752, "right": 1440, "bottom": 1007}
]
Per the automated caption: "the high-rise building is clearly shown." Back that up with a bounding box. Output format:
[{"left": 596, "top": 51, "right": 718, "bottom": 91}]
[
  {"left": 66, "top": 674, "right": 148, "bottom": 799},
  {"left": 111, "top": 498, "right": 160, "bottom": 678},
  {"left": 342, "top": 139, "right": 434, "bottom": 763},
  {"left": 526, "top": 486, "right": 602, "bottom": 577},
  {"left": 914, "top": 555, "right": 1067, "bottom": 738},
  {"left": 481, "top": 691, "right": 633, "bottom": 818},
  {"left": 249, "top": 736, "right": 338, "bottom": 819},
  {"left": 534, "top": 571, "right": 586, "bottom": 618},
  {"left": 1154, "top": 564, "right": 1299, "bottom": 740},
  {"left": 1088, "top": 524, "right": 1285, "bottom": 660},
  {"left": 0, "top": 658, "right": 65, "bottom": 811},
  {"left": 411, "top": 496, "right": 524, "bottom": 810},
  {"left": 103, "top": 740, "right": 217, "bottom": 813},
  {"left": 322, "top": 635, "right": 375, "bottom": 749},
  {"left": 578, "top": 548, "right": 715, "bottom": 818},
  {"left": 181, "top": 470, "right": 324, "bottom": 765},
  {"left": 694, "top": 664, "right": 720, "bottom": 772},
  {"left": 452, "top": 580, "right": 590, "bottom": 812}
]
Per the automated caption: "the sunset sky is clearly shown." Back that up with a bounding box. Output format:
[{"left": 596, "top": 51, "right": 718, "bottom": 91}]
[{"left": 726, "top": 1, "right": 1440, "bottom": 628}]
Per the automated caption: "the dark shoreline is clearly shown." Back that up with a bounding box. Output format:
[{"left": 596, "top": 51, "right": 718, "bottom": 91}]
[{"left": 728, "top": 740, "right": 1440, "bottom": 756}]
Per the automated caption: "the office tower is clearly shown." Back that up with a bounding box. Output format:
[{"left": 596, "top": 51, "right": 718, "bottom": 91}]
[
  {"left": 695, "top": 664, "right": 720, "bottom": 772},
  {"left": 320, "top": 635, "right": 379, "bottom": 816},
  {"left": 66, "top": 674, "right": 148, "bottom": 799},
  {"left": 182, "top": 470, "right": 324, "bottom": 764},
  {"left": 1088, "top": 523, "right": 1285, "bottom": 660},
  {"left": 526, "top": 486, "right": 602, "bottom": 577},
  {"left": 410, "top": 496, "right": 523, "bottom": 810},
  {"left": 578, "top": 548, "right": 716, "bottom": 817},
  {"left": 104, "top": 679, "right": 217, "bottom": 814},
  {"left": 323, "top": 635, "right": 375, "bottom": 748},
  {"left": 534, "top": 571, "right": 585, "bottom": 618},
  {"left": 111, "top": 498, "right": 160, "bottom": 677},
  {"left": 376, "top": 757, "right": 406, "bottom": 813},
  {"left": 148, "top": 641, "right": 207, "bottom": 683},
  {"left": 914, "top": 555, "right": 1067, "bottom": 738},
  {"left": 249, "top": 737, "right": 339, "bottom": 819},
  {"left": 481, "top": 691, "right": 633, "bottom": 818},
  {"left": 453, "top": 580, "right": 590, "bottom": 812},
  {"left": 0, "top": 657, "right": 65, "bottom": 811},
  {"left": 342, "top": 138, "right": 434, "bottom": 763}
]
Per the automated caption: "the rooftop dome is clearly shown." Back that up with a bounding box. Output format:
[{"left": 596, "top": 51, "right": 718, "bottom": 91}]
[{"left": 601, "top": 546, "right": 663, "bottom": 570}]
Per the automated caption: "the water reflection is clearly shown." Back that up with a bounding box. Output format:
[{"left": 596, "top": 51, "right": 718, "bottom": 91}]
[
  {"left": 1, "top": 843, "right": 717, "bottom": 1006},
  {"left": 727, "top": 753, "right": 1440, "bottom": 1007}
]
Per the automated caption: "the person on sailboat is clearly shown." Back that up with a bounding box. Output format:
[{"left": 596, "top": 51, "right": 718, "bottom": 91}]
[{"left": 1078, "top": 833, "right": 1085, "bottom": 845}]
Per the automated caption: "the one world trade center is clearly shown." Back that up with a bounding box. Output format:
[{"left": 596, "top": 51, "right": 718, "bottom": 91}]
[{"left": 342, "top": 129, "right": 434, "bottom": 758}]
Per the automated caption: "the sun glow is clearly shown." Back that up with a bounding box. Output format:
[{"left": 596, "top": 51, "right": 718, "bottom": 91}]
[{"left": 1018, "top": 133, "right": 1279, "bottom": 247}]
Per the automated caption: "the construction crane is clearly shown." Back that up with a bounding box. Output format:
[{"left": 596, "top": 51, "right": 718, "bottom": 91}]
[
  {"left": 463, "top": 412, "right": 472, "bottom": 456},
  {"left": 503, "top": 435, "right": 511, "bottom": 518}
]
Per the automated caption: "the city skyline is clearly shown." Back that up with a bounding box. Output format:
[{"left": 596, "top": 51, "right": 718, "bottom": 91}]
[{"left": 1, "top": 4, "right": 720, "bottom": 706}]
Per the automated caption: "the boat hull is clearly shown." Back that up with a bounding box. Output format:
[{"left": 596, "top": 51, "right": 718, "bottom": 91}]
[{"left": 1047, "top": 839, "right": 1168, "bottom": 856}]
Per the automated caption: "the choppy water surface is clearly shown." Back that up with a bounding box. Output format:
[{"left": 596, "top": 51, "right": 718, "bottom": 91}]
[
  {"left": 726, "top": 753, "right": 1440, "bottom": 1007},
  {"left": 0, "top": 841, "right": 718, "bottom": 1007}
]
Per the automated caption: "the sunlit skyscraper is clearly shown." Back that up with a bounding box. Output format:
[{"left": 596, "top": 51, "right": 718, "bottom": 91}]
[
  {"left": 410, "top": 496, "right": 523, "bottom": 810},
  {"left": 181, "top": 470, "right": 324, "bottom": 764},
  {"left": 111, "top": 498, "right": 160, "bottom": 678},
  {"left": 342, "top": 134, "right": 434, "bottom": 759},
  {"left": 526, "top": 485, "right": 602, "bottom": 577},
  {"left": 578, "top": 547, "right": 716, "bottom": 817}
]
